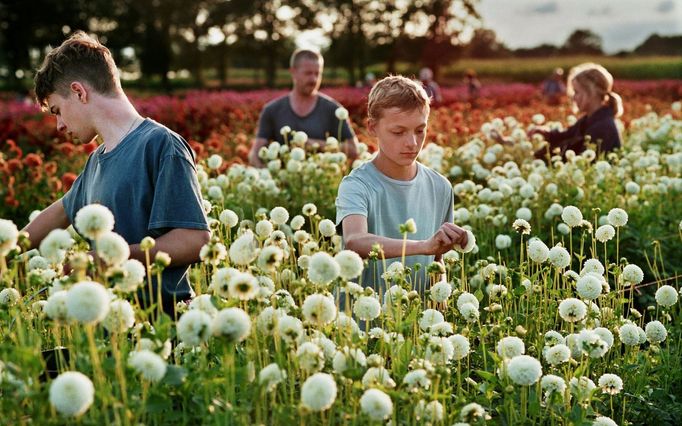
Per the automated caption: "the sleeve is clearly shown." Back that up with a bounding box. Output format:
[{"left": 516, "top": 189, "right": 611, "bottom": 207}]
[
  {"left": 61, "top": 175, "right": 84, "bottom": 224},
  {"left": 335, "top": 176, "right": 369, "bottom": 226},
  {"left": 585, "top": 120, "right": 620, "bottom": 152},
  {"left": 445, "top": 185, "right": 455, "bottom": 223},
  {"left": 148, "top": 154, "right": 209, "bottom": 232},
  {"left": 256, "top": 104, "right": 275, "bottom": 141}
]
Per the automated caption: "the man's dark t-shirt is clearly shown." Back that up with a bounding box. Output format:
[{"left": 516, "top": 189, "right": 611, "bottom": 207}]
[
  {"left": 257, "top": 93, "right": 355, "bottom": 144},
  {"left": 62, "top": 118, "right": 209, "bottom": 307}
]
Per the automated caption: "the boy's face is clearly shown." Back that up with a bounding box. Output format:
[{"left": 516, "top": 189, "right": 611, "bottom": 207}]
[
  {"left": 291, "top": 59, "right": 322, "bottom": 96},
  {"left": 370, "top": 106, "right": 428, "bottom": 168},
  {"left": 47, "top": 90, "right": 96, "bottom": 143}
]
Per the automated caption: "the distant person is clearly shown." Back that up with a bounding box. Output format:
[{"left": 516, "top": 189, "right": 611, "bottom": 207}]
[
  {"left": 419, "top": 67, "right": 443, "bottom": 103},
  {"left": 542, "top": 67, "right": 566, "bottom": 105},
  {"left": 464, "top": 69, "right": 481, "bottom": 107},
  {"left": 249, "top": 49, "right": 358, "bottom": 167},
  {"left": 24, "top": 31, "right": 210, "bottom": 315},
  {"left": 364, "top": 72, "right": 377, "bottom": 88},
  {"left": 494, "top": 63, "right": 623, "bottom": 160}
]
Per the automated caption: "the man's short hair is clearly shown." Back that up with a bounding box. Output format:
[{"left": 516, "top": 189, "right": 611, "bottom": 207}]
[
  {"left": 290, "top": 49, "right": 323, "bottom": 69},
  {"left": 367, "top": 75, "right": 430, "bottom": 121},
  {"left": 34, "top": 31, "right": 120, "bottom": 108}
]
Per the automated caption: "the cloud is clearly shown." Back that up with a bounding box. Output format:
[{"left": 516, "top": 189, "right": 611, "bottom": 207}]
[
  {"left": 528, "top": 1, "right": 559, "bottom": 14},
  {"left": 657, "top": 0, "right": 674, "bottom": 13}
]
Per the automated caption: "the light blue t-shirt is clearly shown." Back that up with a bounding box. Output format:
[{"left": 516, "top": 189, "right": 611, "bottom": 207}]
[
  {"left": 62, "top": 118, "right": 208, "bottom": 306},
  {"left": 335, "top": 161, "right": 454, "bottom": 293}
]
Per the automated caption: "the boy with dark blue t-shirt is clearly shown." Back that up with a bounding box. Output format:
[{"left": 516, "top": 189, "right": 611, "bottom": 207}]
[{"left": 23, "top": 31, "right": 209, "bottom": 312}]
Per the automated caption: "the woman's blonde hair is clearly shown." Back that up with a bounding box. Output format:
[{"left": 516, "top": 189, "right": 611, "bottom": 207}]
[
  {"left": 567, "top": 62, "right": 623, "bottom": 117},
  {"left": 367, "top": 75, "right": 430, "bottom": 121}
]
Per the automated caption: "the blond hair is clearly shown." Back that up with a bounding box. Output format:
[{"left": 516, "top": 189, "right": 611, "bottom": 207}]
[
  {"left": 567, "top": 62, "right": 623, "bottom": 117},
  {"left": 367, "top": 75, "right": 430, "bottom": 121},
  {"left": 34, "top": 31, "right": 120, "bottom": 108}
]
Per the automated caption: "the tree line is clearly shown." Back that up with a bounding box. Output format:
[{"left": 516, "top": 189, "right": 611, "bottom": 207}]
[{"left": 1, "top": 0, "right": 679, "bottom": 91}]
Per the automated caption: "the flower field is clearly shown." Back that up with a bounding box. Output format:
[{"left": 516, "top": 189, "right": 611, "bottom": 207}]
[{"left": 0, "top": 82, "right": 681, "bottom": 425}]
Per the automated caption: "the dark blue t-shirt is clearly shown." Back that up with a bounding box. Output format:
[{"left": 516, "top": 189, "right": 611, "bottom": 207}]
[
  {"left": 62, "top": 118, "right": 208, "bottom": 300},
  {"left": 256, "top": 93, "right": 355, "bottom": 144}
]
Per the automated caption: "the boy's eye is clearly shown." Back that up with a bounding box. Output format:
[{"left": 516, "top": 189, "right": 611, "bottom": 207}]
[{"left": 392, "top": 131, "right": 404, "bottom": 136}]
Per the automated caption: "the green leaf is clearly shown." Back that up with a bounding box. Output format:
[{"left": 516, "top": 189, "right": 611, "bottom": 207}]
[{"left": 163, "top": 365, "right": 188, "bottom": 386}]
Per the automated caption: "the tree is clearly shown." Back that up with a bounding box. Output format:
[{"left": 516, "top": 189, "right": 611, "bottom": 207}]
[
  {"left": 465, "top": 28, "right": 510, "bottom": 58},
  {"left": 562, "top": 29, "right": 603, "bottom": 55},
  {"left": 633, "top": 34, "right": 682, "bottom": 56}
]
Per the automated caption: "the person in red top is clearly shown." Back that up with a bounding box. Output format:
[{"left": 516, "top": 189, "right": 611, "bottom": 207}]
[{"left": 495, "top": 63, "right": 623, "bottom": 160}]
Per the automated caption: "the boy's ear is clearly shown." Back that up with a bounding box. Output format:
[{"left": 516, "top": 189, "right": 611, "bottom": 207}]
[
  {"left": 367, "top": 118, "right": 377, "bottom": 136},
  {"left": 69, "top": 82, "right": 88, "bottom": 103}
]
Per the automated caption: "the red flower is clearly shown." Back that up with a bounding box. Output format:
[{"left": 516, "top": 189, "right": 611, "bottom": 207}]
[
  {"left": 7, "top": 158, "right": 22, "bottom": 173},
  {"left": 61, "top": 172, "right": 77, "bottom": 191},
  {"left": 81, "top": 141, "right": 98, "bottom": 154},
  {"left": 24, "top": 153, "right": 43, "bottom": 168}
]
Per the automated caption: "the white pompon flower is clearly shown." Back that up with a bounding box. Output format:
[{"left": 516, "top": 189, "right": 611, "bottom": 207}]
[
  {"left": 301, "top": 373, "right": 337, "bottom": 412},
  {"left": 45, "top": 290, "right": 69, "bottom": 321},
  {"left": 102, "top": 299, "right": 135, "bottom": 333},
  {"left": 189, "top": 294, "right": 218, "bottom": 317},
  {"left": 49, "top": 371, "right": 95, "bottom": 417},
  {"left": 622, "top": 264, "right": 644, "bottom": 284},
  {"left": 74, "top": 204, "right": 115, "bottom": 240},
  {"left": 259, "top": 363, "right": 287, "bottom": 391},
  {"left": 618, "top": 323, "right": 641, "bottom": 346},
  {"left": 318, "top": 219, "right": 337, "bottom": 237},
  {"left": 229, "top": 230, "right": 258, "bottom": 266},
  {"left": 454, "top": 230, "right": 476, "bottom": 253},
  {"left": 544, "top": 344, "right": 571, "bottom": 366},
  {"left": 558, "top": 298, "right": 587, "bottom": 323},
  {"left": 302, "top": 293, "right": 337, "bottom": 325},
  {"left": 0, "top": 287, "right": 20, "bottom": 307},
  {"left": 561, "top": 206, "right": 583, "bottom": 227},
  {"left": 360, "top": 388, "right": 393, "bottom": 421},
  {"left": 96, "top": 232, "right": 130, "bottom": 266},
  {"left": 576, "top": 274, "right": 603, "bottom": 300},
  {"left": 335, "top": 106, "right": 349, "bottom": 121},
  {"left": 207, "top": 154, "right": 223, "bottom": 170},
  {"left": 448, "top": 334, "right": 470, "bottom": 360},
  {"left": 594, "top": 416, "right": 618, "bottom": 426},
  {"left": 297, "top": 342, "right": 324, "bottom": 373},
  {"left": 528, "top": 239, "right": 549, "bottom": 263},
  {"left": 0, "top": 218, "right": 19, "bottom": 256},
  {"left": 269, "top": 206, "right": 289, "bottom": 225},
  {"left": 292, "top": 131, "right": 308, "bottom": 145},
  {"left": 39, "top": 229, "right": 74, "bottom": 264},
  {"left": 302, "top": 203, "right": 317, "bottom": 216},
  {"left": 277, "top": 315, "right": 304, "bottom": 345},
  {"left": 307, "top": 252, "right": 340, "bottom": 285},
  {"left": 497, "top": 336, "right": 525, "bottom": 359},
  {"left": 362, "top": 366, "right": 396, "bottom": 388},
  {"left": 117, "top": 259, "right": 146, "bottom": 292},
  {"left": 335, "top": 250, "right": 364, "bottom": 280},
  {"left": 128, "top": 350, "right": 167, "bottom": 383},
  {"left": 403, "top": 369, "right": 431, "bottom": 391},
  {"left": 228, "top": 271, "right": 259, "bottom": 301},
  {"left": 219, "top": 209, "right": 239, "bottom": 228},
  {"left": 66, "top": 281, "right": 110, "bottom": 325},
  {"left": 177, "top": 310, "right": 212, "bottom": 346},
  {"left": 645, "top": 320, "right": 667, "bottom": 343},
  {"left": 430, "top": 280, "right": 452, "bottom": 303},
  {"left": 280, "top": 125, "right": 292, "bottom": 136},
  {"left": 419, "top": 309, "right": 445, "bottom": 330},
  {"left": 655, "top": 285, "right": 678, "bottom": 307},
  {"left": 354, "top": 296, "right": 381, "bottom": 321},
  {"left": 595, "top": 224, "right": 615, "bottom": 242},
  {"left": 548, "top": 245, "right": 571, "bottom": 269},
  {"left": 541, "top": 374, "right": 567, "bottom": 396},
  {"left": 290, "top": 215, "right": 305, "bottom": 230},
  {"left": 507, "top": 355, "right": 542, "bottom": 385},
  {"left": 414, "top": 400, "right": 444, "bottom": 422},
  {"left": 607, "top": 208, "right": 628, "bottom": 227},
  {"left": 598, "top": 373, "right": 623, "bottom": 395},
  {"left": 212, "top": 307, "right": 251, "bottom": 343}
]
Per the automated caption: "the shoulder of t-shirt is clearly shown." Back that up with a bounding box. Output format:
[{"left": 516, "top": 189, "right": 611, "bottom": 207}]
[
  {"left": 262, "top": 95, "right": 289, "bottom": 113},
  {"left": 317, "top": 92, "right": 343, "bottom": 108},
  {"left": 140, "top": 119, "right": 196, "bottom": 163},
  {"left": 339, "top": 162, "right": 375, "bottom": 191},
  {"left": 418, "top": 162, "right": 452, "bottom": 191}
]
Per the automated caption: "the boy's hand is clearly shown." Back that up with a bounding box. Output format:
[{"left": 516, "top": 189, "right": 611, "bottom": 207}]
[{"left": 424, "top": 223, "right": 468, "bottom": 257}]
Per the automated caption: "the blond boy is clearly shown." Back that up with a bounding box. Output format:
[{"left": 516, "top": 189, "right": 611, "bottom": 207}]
[{"left": 336, "top": 76, "right": 467, "bottom": 291}]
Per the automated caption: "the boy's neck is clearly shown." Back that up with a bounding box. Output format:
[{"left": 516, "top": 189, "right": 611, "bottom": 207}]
[
  {"left": 92, "top": 96, "right": 143, "bottom": 152},
  {"left": 372, "top": 155, "right": 418, "bottom": 181}
]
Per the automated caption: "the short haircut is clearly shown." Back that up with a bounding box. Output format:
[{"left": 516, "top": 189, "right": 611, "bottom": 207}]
[
  {"left": 290, "top": 49, "right": 323, "bottom": 69},
  {"left": 367, "top": 75, "right": 430, "bottom": 121},
  {"left": 34, "top": 31, "right": 120, "bottom": 108}
]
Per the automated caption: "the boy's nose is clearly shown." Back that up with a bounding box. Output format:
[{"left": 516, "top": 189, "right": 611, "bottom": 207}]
[{"left": 56, "top": 118, "right": 66, "bottom": 132}]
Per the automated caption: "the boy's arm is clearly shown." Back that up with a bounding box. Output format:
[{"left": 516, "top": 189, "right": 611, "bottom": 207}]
[
  {"left": 249, "top": 137, "right": 268, "bottom": 167},
  {"left": 128, "top": 228, "right": 210, "bottom": 267},
  {"left": 342, "top": 214, "right": 467, "bottom": 259},
  {"left": 22, "top": 199, "right": 71, "bottom": 249}
]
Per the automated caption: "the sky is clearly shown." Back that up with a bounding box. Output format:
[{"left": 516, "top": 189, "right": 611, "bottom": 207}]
[{"left": 478, "top": 0, "right": 682, "bottom": 53}]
